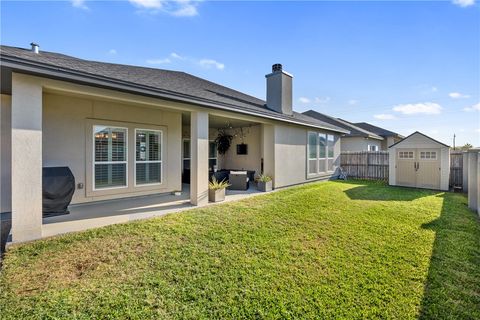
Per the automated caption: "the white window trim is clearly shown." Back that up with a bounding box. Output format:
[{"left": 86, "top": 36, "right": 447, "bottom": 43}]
[
  {"left": 307, "top": 131, "right": 336, "bottom": 177},
  {"left": 368, "top": 145, "right": 379, "bottom": 152},
  {"left": 134, "top": 128, "right": 163, "bottom": 187},
  {"left": 398, "top": 151, "right": 415, "bottom": 159},
  {"left": 420, "top": 151, "right": 437, "bottom": 160},
  {"left": 307, "top": 132, "right": 318, "bottom": 176},
  {"left": 326, "top": 134, "right": 335, "bottom": 172},
  {"left": 92, "top": 125, "right": 129, "bottom": 191}
]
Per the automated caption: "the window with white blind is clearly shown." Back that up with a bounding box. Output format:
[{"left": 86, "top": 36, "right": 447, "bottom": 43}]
[
  {"left": 93, "top": 126, "right": 127, "bottom": 189},
  {"left": 307, "top": 131, "right": 336, "bottom": 176},
  {"left": 135, "top": 129, "right": 162, "bottom": 185}
]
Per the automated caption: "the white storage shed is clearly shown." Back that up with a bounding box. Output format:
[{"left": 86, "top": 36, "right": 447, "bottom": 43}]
[{"left": 389, "top": 132, "right": 450, "bottom": 191}]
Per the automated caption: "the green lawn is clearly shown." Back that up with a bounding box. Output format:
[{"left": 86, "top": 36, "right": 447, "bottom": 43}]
[{"left": 1, "top": 181, "right": 479, "bottom": 319}]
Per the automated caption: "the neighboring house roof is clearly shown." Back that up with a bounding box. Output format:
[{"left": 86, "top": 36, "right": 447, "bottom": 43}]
[
  {"left": 0, "top": 45, "right": 348, "bottom": 134},
  {"left": 388, "top": 131, "right": 450, "bottom": 148},
  {"left": 303, "top": 110, "right": 383, "bottom": 140},
  {"left": 353, "top": 122, "right": 404, "bottom": 139}
]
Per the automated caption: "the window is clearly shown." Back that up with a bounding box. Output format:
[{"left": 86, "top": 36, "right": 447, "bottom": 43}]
[
  {"left": 135, "top": 129, "right": 162, "bottom": 185},
  {"left": 209, "top": 141, "right": 218, "bottom": 170},
  {"left": 307, "top": 132, "right": 318, "bottom": 174},
  {"left": 398, "top": 151, "right": 414, "bottom": 159},
  {"left": 307, "top": 132, "right": 336, "bottom": 175},
  {"left": 183, "top": 139, "right": 217, "bottom": 171},
  {"left": 318, "top": 133, "right": 326, "bottom": 173},
  {"left": 420, "top": 151, "right": 437, "bottom": 160},
  {"left": 327, "top": 135, "right": 335, "bottom": 171},
  {"left": 93, "top": 126, "right": 127, "bottom": 189},
  {"left": 183, "top": 139, "right": 190, "bottom": 171},
  {"left": 368, "top": 145, "right": 379, "bottom": 152}
]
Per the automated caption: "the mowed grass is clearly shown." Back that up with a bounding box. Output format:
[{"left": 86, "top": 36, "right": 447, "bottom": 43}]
[{"left": 1, "top": 181, "right": 479, "bottom": 319}]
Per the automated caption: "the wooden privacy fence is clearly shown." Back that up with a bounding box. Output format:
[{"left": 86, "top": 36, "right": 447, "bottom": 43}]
[
  {"left": 449, "top": 152, "right": 463, "bottom": 189},
  {"left": 340, "top": 151, "right": 389, "bottom": 181}
]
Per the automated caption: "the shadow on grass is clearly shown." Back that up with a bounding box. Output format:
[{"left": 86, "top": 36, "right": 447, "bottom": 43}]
[
  {"left": 419, "top": 193, "right": 480, "bottom": 319},
  {"left": 341, "top": 180, "right": 442, "bottom": 202}
]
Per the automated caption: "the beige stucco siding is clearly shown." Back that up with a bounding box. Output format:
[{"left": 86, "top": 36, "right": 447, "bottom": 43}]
[
  {"left": 220, "top": 125, "right": 261, "bottom": 174},
  {"left": 1, "top": 94, "right": 12, "bottom": 213},
  {"left": 341, "top": 136, "right": 383, "bottom": 152},
  {"left": 43, "top": 92, "right": 182, "bottom": 205},
  {"left": 273, "top": 124, "right": 341, "bottom": 188}
]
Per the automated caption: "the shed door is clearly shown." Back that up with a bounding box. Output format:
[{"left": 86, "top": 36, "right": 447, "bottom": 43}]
[
  {"left": 416, "top": 149, "right": 441, "bottom": 189},
  {"left": 396, "top": 149, "right": 416, "bottom": 187}
]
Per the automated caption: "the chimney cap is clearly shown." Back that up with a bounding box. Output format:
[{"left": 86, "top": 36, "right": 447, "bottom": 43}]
[
  {"left": 30, "top": 42, "right": 39, "bottom": 53},
  {"left": 272, "top": 63, "right": 282, "bottom": 72}
]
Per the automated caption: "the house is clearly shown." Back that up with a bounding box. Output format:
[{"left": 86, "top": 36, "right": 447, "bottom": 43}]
[
  {"left": 0, "top": 44, "right": 349, "bottom": 243},
  {"left": 303, "top": 110, "right": 403, "bottom": 152},
  {"left": 388, "top": 131, "right": 450, "bottom": 191},
  {"left": 353, "top": 122, "right": 404, "bottom": 149}
]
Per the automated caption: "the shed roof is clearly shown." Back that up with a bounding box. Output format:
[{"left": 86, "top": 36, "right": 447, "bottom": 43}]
[{"left": 388, "top": 131, "right": 450, "bottom": 148}]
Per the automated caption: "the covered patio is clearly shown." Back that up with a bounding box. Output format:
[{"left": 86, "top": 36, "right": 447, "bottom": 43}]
[{"left": 39, "top": 184, "right": 264, "bottom": 239}]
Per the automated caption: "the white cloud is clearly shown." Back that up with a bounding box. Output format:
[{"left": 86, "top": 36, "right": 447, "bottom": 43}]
[
  {"left": 146, "top": 58, "right": 171, "bottom": 64},
  {"left": 374, "top": 114, "right": 396, "bottom": 120},
  {"left": 199, "top": 59, "right": 225, "bottom": 70},
  {"left": 129, "top": 0, "right": 163, "bottom": 9},
  {"left": 475, "top": 128, "right": 480, "bottom": 133},
  {"left": 449, "top": 92, "right": 470, "bottom": 99},
  {"left": 463, "top": 102, "right": 480, "bottom": 112},
  {"left": 147, "top": 52, "right": 224, "bottom": 70},
  {"left": 71, "top": 0, "right": 89, "bottom": 10},
  {"left": 392, "top": 102, "right": 443, "bottom": 115},
  {"left": 129, "top": 0, "right": 199, "bottom": 17},
  {"left": 348, "top": 99, "right": 358, "bottom": 105},
  {"left": 452, "top": 0, "right": 475, "bottom": 7},
  {"left": 299, "top": 97, "right": 311, "bottom": 104},
  {"left": 314, "top": 97, "right": 330, "bottom": 104},
  {"left": 108, "top": 49, "right": 117, "bottom": 55},
  {"left": 431, "top": 86, "right": 438, "bottom": 92},
  {"left": 170, "top": 52, "right": 184, "bottom": 60}
]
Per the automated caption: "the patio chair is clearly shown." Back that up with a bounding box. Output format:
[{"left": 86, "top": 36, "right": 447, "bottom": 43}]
[{"left": 228, "top": 171, "right": 249, "bottom": 190}]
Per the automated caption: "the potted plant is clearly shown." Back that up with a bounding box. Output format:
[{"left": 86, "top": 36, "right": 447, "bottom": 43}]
[
  {"left": 208, "top": 177, "right": 230, "bottom": 202},
  {"left": 256, "top": 174, "right": 273, "bottom": 192}
]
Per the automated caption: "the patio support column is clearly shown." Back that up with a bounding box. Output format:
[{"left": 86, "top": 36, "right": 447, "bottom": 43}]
[
  {"left": 190, "top": 111, "right": 209, "bottom": 206},
  {"left": 11, "top": 73, "right": 43, "bottom": 242},
  {"left": 261, "top": 124, "right": 275, "bottom": 188}
]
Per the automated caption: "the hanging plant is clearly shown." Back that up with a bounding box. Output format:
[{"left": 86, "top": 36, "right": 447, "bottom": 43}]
[{"left": 215, "top": 130, "right": 233, "bottom": 155}]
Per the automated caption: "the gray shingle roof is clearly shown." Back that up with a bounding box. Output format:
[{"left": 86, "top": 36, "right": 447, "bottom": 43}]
[
  {"left": 303, "top": 110, "right": 383, "bottom": 140},
  {"left": 353, "top": 122, "right": 403, "bottom": 138},
  {"left": 0, "top": 45, "right": 347, "bottom": 133}
]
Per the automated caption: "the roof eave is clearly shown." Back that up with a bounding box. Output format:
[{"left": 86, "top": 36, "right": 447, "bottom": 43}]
[{"left": 1, "top": 56, "right": 348, "bottom": 134}]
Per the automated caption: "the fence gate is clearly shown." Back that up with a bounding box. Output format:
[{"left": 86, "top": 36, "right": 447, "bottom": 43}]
[{"left": 450, "top": 152, "right": 463, "bottom": 189}]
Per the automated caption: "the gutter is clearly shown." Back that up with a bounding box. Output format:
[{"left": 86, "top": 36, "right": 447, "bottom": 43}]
[{"left": 1, "top": 56, "right": 349, "bottom": 134}]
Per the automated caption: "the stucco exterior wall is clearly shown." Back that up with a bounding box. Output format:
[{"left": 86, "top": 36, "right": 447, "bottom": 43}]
[
  {"left": 0, "top": 94, "right": 12, "bottom": 213},
  {"left": 273, "top": 124, "right": 341, "bottom": 188},
  {"left": 220, "top": 125, "right": 261, "bottom": 174},
  {"left": 43, "top": 92, "right": 182, "bottom": 205},
  {"left": 341, "top": 136, "right": 383, "bottom": 152}
]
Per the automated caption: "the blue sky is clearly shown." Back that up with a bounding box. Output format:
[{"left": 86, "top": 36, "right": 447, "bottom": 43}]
[{"left": 1, "top": 0, "right": 479, "bottom": 146}]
